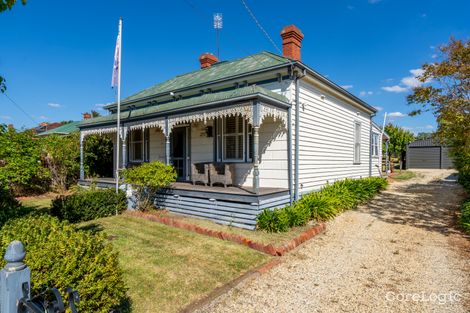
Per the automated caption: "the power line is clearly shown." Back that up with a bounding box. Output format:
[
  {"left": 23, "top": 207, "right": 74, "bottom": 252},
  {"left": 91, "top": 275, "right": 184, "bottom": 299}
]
[
  {"left": 239, "top": 0, "right": 282, "bottom": 55},
  {"left": 2, "top": 93, "right": 37, "bottom": 124}
]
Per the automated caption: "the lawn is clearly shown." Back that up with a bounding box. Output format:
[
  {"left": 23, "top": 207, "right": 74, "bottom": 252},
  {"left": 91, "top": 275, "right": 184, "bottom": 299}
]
[
  {"left": 392, "top": 170, "right": 417, "bottom": 181},
  {"left": 18, "top": 196, "right": 270, "bottom": 313},
  {"left": 80, "top": 215, "right": 269, "bottom": 313}
]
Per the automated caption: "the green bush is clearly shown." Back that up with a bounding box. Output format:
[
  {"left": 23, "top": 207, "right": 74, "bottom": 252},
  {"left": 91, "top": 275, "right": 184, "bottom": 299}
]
[
  {"left": 257, "top": 208, "right": 290, "bottom": 232},
  {"left": 51, "top": 188, "right": 127, "bottom": 223},
  {"left": 257, "top": 177, "right": 388, "bottom": 232},
  {"left": 0, "top": 215, "right": 127, "bottom": 313},
  {"left": 460, "top": 200, "right": 470, "bottom": 234},
  {"left": 0, "top": 183, "right": 30, "bottom": 228},
  {"left": 122, "top": 161, "right": 176, "bottom": 211}
]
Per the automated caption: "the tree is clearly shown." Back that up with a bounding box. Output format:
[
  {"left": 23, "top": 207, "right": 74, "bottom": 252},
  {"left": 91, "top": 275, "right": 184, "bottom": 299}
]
[
  {"left": 415, "top": 132, "right": 434, "bottom": 140},
  {"left": 0, "top": 127, "right": 49, "bottom": 194},
  {"left": 41, "top": 134, "right": 80, "bottom": 192},
  {"left": 84, "top": 135, "right": 114, "bottom": 178},
  {"left": 384, "top": 123, "right": 415, "bottom": 170},
  {"left": 408, "top": 38, "right": 470, "bottom": 174}
]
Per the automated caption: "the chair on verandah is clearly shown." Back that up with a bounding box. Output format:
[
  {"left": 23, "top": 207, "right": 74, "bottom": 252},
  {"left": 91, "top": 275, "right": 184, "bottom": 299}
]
[
  {"left": 191, "top": 163, "right": 209, "bottom": 186},
  {"left": 209, "top": 163, "right": 234, "bottom": 188}
]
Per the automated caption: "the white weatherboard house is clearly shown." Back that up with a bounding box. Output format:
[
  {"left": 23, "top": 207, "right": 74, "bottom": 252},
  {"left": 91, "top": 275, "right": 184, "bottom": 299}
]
[{"left": 78, "top": 25, "right": 388, "bottom": 229}]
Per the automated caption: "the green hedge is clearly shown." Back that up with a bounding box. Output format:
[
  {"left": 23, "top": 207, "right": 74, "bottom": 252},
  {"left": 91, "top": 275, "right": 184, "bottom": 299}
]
[
  {"left": 0, "top": 183, "right": 30, "bottom": 228},
  {"left": 0, "top": 215, "right": 127, "bottom": 313},
  {"left": 257, "top": 177, "right": 388, "bottom": 232},
  {"left": 51, "top": 188, "right": 127, "bottom": 223}
]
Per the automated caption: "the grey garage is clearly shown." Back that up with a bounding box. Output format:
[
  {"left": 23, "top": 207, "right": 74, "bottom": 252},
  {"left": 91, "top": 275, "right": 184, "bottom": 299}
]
[{"left": 406, "top": 139, "right": 454, "bottom": 169}]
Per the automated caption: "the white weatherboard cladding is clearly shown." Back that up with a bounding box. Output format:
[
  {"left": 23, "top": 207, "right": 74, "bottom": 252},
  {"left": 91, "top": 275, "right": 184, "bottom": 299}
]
[
  {"left": 293, "top": 80, "right": 373, "bottom": 193},
  {"left": 234, "top": 116, "right": 289, "bottom": 188},
  {"left": 148, "top": 128, "right": 166, "bottom": 162},
  {"left": 372, "top": 123, "right": 384, "bottom": 177},
  {"left": 191, "top": 121, "right": 214, "bottom": 163}
]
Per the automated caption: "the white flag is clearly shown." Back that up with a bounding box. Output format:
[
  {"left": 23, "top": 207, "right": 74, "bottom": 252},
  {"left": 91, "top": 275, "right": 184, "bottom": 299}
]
[{"left": 111, "top": 23, "right": 121, "bottom": 88}]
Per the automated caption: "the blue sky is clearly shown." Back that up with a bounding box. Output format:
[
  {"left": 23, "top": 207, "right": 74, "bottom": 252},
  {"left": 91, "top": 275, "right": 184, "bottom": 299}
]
[{"left": 1, "top": 0, "right": 469, "bottom": 133}]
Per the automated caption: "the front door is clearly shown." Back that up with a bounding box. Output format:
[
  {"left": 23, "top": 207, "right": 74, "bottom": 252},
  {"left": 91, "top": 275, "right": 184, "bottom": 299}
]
[{"left": 171, "top": 126, "right": 190, "bottom": 181}]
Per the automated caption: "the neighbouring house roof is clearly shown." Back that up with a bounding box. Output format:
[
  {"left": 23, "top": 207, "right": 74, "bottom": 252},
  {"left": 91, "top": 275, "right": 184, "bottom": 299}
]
[
  {"left": 36, "top": 121, "right": 80, "bottom": 136},
  {"left": 115, "top": 51, "right": 292, "bottom": 105},
  {"left": 408, "top": 138, "right": 443, "bottom": 147},
  {"left": 79, "top": 85, "right": 289, "bottom": 128}
]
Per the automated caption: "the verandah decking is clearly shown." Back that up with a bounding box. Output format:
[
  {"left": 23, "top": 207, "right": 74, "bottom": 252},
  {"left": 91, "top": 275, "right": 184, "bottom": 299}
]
[{"left": 79, "top": 178, "right": 290, "bottom": 229}]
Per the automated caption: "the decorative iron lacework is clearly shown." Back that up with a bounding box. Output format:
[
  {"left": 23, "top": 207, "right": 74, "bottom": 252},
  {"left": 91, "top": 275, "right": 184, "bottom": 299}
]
[
  {"left": 128, "top": 118, "right": 165, "bottom": 132},
  {"left": 81, "top": 126, "right": 117, "bottom": 137},
  {"left": 167, "top": 103, "right": 254, "bottom": 130},
  {"left": 260, "top": 104, "right": 288, "bottom": 126}
]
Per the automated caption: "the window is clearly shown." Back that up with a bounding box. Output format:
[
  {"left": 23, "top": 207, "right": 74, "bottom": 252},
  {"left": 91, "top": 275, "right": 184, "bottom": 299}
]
[
  {"left": 130, "top": 130, "right": 144, "bottom": 162},
  {"left": 371, "top": 133, "right": 379, "bottom": 157},
  {"left": 223, "top": 116, "right": 245, "bottom": 161},
  {"left": 354, "top": 122, "right": 361, "bottom": 164}
]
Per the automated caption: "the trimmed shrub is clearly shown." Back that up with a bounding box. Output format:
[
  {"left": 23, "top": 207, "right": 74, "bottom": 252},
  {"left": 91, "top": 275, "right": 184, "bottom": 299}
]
[
  {"left": 0, "top": 215, "right": 127, "bottom": 313},
  {"left": 122, "top": 161, "right": 176, "bottom": 211},
  {"left": 51, "top": 188, "right": 127, "bottom": 223},
  {"left": 257, "top": 177, "right": 388, "bottom": 232}
]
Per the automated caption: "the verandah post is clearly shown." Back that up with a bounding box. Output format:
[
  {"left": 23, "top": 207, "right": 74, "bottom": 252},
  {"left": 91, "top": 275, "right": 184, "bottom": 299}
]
[
  {"left": 252, "top": 100, "right": 260, "bottom": 194},
  {"left": 122, "top": 126, "right": 128, "bottom": 168},
  {"left": 165, "top": 118, "right": 171, "bottom": 165}
]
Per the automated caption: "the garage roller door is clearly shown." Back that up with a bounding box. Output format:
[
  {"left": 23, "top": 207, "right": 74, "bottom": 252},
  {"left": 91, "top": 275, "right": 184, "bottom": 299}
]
[{"left": 407, "top": 147, "right": 441, "bottom": 169}]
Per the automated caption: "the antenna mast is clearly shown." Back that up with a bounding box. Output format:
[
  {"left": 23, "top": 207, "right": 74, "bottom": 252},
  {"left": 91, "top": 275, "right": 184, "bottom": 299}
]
[{"left": 213, "top": 13, "right": 223, "bottom": 59}]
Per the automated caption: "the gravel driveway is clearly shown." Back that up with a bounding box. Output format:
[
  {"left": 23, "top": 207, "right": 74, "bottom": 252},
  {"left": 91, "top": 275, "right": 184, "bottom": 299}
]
[{"left": 195, "top": 170, "right": 470, "bottom": 313}]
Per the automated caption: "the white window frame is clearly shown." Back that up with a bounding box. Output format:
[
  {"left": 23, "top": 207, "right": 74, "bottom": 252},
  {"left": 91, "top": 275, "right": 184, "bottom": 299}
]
[
  {"left": 371, "top": 132, "right": 379, "bottom": 157},
  {"left": 129, "top": 129, "right": 144, "bottom": 163},
  {"left": 222, "top": 116, "right": 246, "bottom": 162},
  {"left": 353, "top": 121, "right": 361, "bottom": 164}
]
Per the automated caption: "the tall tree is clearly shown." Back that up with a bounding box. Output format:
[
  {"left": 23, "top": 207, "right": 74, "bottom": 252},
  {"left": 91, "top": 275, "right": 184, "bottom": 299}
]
[
  {"left": 415, "top": 132, "right": 434, "bottom": 140},
  {"left": 384, "top": 123, "right": 415, "bottom": 170},
  {"left": 408, "top": 38, "right": 470, "bottom": 173}
]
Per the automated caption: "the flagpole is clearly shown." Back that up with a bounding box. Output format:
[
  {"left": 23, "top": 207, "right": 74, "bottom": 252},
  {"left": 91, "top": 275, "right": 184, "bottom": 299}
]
[{"left": 115, "top": 17, "right": 122, "bottom": 193}]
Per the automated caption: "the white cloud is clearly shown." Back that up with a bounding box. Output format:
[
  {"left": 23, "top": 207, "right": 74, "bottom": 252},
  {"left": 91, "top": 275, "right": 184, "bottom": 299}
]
[
  {"left": 341, "top": 84, "right": 353, "bottom": 90},
  {"left": 373, "top": 106, "right": 383, "bottom": 111},
  {"left": 382, "top": 68, "right": 426, "bottom": 93},
  {"left": 94, "top": 103, "right": 112, "bottom": 111},
  {"left": 388, "top": 112, "right": 407, "bottom": 118},
  {"left": 381, "top": 85, "right": 408, "bottom": 93},
  {"left": 0, "top": 115, "right": 12, "bottom": 120},
  {"left": 359, "top": 90, "right": 373, "bottom": 97},
  {"left": 36, "top": 115, "right": 48, "bottom": 121},
  {"left": 425, "top": 124, "right": 434, "bottom": 130},
  {"left": 431, "top": 54, "right": 438, "bottom": 59},
  {"left": 47, "top": 102, "right": 62, "bottom": 108},
  {"left": 368, "top": 0, "right": 382, "bottom": 3}
]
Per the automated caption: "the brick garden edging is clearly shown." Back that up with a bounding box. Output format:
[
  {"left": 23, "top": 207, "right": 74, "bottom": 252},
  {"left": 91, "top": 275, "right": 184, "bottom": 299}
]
[{"left": 128, "top": 211, "right": 326, "bottom": 256}]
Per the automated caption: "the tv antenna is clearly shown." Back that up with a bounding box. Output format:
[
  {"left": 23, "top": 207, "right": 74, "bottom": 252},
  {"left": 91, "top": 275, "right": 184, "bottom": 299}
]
[{"left": 213, "top": 13, "right": 223, "bottom": 59}]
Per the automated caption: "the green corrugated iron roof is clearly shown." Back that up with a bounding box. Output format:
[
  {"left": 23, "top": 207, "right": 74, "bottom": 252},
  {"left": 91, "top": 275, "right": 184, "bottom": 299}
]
[
  {"left": 36, "top": 121, "right": 80, "bottom": 136},
  {"left": 80, "top": 85, "right": 288, "bottom": 127},
  {"left": 122, "top": 51, "right": 292, "bottom": 102}
]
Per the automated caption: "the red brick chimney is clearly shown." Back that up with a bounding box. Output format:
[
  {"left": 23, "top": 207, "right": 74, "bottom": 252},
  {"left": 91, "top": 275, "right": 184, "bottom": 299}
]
[
  {"left": 280, "top": 25, "right": 304, "bottom": 61},
  {"left": 199, "top": 53, "right": 219, "bottom": 69},
  {"left": 82, "top": 112, "right": 92, "bottom": 120}
]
